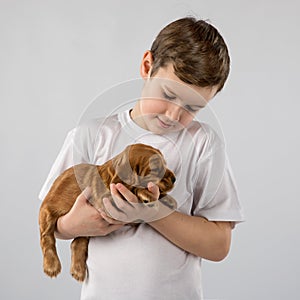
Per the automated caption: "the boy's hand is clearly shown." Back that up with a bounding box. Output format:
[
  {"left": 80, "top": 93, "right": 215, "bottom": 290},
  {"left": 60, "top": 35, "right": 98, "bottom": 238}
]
[
  {"left": 56, "top": 187, "right": 124, "bottom": 239},
  {"left": 101, "top": 183, "right": 174, "bottom": 223}
]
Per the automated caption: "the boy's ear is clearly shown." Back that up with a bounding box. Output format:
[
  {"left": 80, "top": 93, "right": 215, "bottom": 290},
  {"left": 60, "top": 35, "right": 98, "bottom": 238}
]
[{"left": 140, "top": 50, "right": 153, "bottom": 79}]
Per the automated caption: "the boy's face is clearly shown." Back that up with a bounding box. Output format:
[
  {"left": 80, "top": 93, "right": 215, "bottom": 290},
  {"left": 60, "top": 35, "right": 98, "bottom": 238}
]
[{"left": 131, "top": 63, "right": 218, "bottom": 135}]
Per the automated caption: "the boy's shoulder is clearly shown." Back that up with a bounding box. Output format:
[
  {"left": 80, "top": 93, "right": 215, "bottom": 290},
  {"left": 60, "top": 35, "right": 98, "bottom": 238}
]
[
  {"left": 75, "top": 113, "right": 121, "bottom": 134},
  {"left": 65, "top": 113, "right": 121, "bottom": 149},
  {"left": 186, "top": 120, "right": 225, "bottom": 155},
  {"left": 187, "top": 119, "right": 221, "bottom": 141}
]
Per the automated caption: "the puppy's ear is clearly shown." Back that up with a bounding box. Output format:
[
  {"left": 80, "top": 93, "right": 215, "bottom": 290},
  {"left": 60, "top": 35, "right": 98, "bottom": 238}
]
[
  {"left": 100, "top": 160, "right": 119, "bottom": 186},
  {"left": 112, "top": 148, "right": 135, "bottom": 185},
  {"left": 149, "top": 154, "right": 166, "bottom": 180}
]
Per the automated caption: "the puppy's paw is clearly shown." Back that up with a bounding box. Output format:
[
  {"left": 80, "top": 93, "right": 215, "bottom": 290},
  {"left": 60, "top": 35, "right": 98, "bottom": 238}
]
[
  {"left": 71, "top": 261, "right": 86, "bottom": 282},
  {"left": 43, "top": 253, "right": 62, "bottom": 278}
]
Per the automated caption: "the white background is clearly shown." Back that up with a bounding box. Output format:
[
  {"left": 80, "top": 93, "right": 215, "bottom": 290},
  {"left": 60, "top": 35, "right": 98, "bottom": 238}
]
[{"left": 1, "top": 0, "right": 299, "bottom": 299}]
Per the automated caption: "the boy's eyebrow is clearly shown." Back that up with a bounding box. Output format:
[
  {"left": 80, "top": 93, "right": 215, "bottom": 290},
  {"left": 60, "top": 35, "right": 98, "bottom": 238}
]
[{"left": 163, "top": 85, "right": 206, "bottom": 108}]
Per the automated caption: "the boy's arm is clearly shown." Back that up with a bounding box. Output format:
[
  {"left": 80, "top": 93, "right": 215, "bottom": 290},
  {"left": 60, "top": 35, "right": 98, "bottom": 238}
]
[
  {"left": 102, "top": 182, "right": 233, "bottom": 262},
  {"left": 149, "top": 212, "right": 232, "bottom": 261}
]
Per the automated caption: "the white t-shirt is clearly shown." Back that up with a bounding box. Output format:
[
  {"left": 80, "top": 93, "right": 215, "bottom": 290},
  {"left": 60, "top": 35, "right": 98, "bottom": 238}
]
[{"left": 39, "top": 110, "right": 244, "bottom": 300}]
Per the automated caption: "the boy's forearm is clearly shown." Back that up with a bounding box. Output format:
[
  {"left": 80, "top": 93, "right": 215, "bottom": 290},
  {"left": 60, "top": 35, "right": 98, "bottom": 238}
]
[
  {"left": 149, "top": 211, "right": 232, "bottom": 261},
  {"left": 55, "top": 216, "right": 75, "bottom": 240}
]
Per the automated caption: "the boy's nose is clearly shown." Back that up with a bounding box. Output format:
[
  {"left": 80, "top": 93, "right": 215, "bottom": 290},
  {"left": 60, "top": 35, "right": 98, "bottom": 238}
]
[{"left": 166, "top": 103, "right": 182, "bottom": 122}]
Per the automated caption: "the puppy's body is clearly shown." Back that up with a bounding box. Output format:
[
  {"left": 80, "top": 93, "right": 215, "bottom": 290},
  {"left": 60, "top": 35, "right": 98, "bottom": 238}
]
[{"left": 39, "top": 144, "right": 176, "bottom": 281}]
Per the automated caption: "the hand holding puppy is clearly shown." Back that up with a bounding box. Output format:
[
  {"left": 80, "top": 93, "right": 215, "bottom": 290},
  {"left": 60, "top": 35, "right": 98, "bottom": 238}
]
[
  {"left": 56, "top": 187, "right": 124, "bottom": 240},
  {"left": 101, "top": 182, "right": 175, "bottom": 224}
]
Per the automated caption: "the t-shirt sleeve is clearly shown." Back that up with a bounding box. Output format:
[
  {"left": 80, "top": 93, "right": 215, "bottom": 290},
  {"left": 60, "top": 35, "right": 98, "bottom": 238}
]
[
  {"left": 192, "top": 132, "right": 245, "bottom": 225},
  {"left": 38, "top": 124, "right": 96, "bottom": 201}
]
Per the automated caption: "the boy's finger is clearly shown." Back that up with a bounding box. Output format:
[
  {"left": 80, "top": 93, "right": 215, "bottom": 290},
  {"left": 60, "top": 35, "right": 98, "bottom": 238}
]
[
  {"left": 147, "top": 182, "right": 160, "bottom": 199},
  {"left": 106, "top": 224, "right": 124, "bottom": 234},
  {"left": 75, "top": 187, "right": 92, "bottom": 207},
  {"left": 114, "top": 183, "right": 138, "bottom": 203},
  {"left": 82, "top": 186, "right": 92, "bottom": 199},
  {"left": 109, "top": 184, "right": 135, "bottom": 208},
  {"left": 103, "top": 197, "right": 127, "bottom": 221},
  {"left": 100, "top": 211, "right": 124, "bottom": 225}
]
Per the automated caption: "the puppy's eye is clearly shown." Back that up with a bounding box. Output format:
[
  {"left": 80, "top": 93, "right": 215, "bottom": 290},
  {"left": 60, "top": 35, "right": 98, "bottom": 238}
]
[
  {"left": 135, "top": 165, "right": 140, "bottom": 173},
  {"left": 140, "top": 197, "right": 150, "bottom": 203}
]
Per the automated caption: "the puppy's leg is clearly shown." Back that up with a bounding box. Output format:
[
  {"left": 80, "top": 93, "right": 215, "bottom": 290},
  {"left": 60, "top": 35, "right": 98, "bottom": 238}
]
[
  {"left": 70, "top": 237, "right": 89, "bottom": 282},
  {"left": 39, "top": 208, "right": 62, "bottom": 278}
]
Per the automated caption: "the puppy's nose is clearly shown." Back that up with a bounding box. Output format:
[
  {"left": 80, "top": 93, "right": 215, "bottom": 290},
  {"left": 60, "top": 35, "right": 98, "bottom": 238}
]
[{"left": 171, "top": 175, "right": 176, "bottom": 184}]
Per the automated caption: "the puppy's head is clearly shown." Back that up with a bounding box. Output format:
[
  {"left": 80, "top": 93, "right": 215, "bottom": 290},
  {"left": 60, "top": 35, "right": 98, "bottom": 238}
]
[{"left": 112, "top": 144, "right": 176, "bottom": 205}]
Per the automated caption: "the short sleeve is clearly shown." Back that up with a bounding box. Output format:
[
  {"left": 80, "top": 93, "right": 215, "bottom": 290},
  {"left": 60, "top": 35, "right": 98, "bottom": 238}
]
[
  {"left": 38, "top": 123, "right": 96, "bottom": 201},
  {"left": 192, "top": 130, "right": 245, "bottom": 225}
]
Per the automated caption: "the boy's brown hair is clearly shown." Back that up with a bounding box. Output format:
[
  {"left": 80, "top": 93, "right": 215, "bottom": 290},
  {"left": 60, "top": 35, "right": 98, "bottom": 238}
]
[{"left": 150, "top": 17, "right": 230, "bottom": 92}]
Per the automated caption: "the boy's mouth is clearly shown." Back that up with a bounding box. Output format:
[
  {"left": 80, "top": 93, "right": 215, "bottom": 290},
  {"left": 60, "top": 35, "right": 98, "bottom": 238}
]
[{"left": 157, "top": 117, "right": 173, "bottom": 129}]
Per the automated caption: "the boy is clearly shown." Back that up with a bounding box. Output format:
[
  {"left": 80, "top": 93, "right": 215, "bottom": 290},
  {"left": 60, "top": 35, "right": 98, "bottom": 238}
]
[{"left": 39, "top": 17, "right": 244, "bottom": 299}]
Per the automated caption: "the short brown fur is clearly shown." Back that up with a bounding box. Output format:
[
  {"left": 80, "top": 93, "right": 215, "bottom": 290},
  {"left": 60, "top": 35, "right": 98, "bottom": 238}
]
[{"left": 39, "top": 143, "right": 176, "bottom": 281}]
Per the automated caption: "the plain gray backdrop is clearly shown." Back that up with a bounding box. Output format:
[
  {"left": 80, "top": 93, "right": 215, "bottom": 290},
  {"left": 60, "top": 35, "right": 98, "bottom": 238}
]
[{"left": 1, "top": 0, "right": 299, "bottom": 299}]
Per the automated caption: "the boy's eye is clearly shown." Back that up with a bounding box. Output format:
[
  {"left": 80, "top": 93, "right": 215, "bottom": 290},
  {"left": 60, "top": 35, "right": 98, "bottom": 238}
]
[
  {"left": 163, "top": 91, "right": 176, "bottom": 101},
  {"left": 162, "top": 90, "right": 202, "bottom": 112},
  {"left": 185, "top": 105, "right": 199, "bottom": 113}
]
